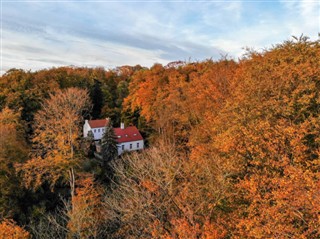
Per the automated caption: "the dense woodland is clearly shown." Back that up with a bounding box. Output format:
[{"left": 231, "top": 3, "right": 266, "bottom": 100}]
[{"left": 0, "top": 37, "right": 319, "bottom": 238}]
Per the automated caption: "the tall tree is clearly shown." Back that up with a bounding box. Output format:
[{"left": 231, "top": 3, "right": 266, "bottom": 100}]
[
  {"left": 18, "top": 88, "right": 91, "bottom": 193},
  {"left": 90, "top": 79, "right": 103, "bottom": 119},
  {"left": 67, "top": 174, "right": 107, "bottom": 238},
  {"left": 101, "top": 121, "right": 118, "bottom": 164},
  {"left": 104, "top": 144, "right": 228, "bottom": 239},
  {"left": 0, "top": 108, "right": 28, "bottom": 220}
]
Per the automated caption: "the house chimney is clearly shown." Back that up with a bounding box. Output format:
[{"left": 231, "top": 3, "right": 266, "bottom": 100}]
[
  {"left": 121, "top": 122, "right": 125, "bottom": 130},
  {"left": 85, "top": 119, "right": 88, "bottom": 124}
]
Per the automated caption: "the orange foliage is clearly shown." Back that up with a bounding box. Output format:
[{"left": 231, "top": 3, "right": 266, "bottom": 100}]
[
  {"left": 67, "top": 174, "right": 106, "bottom": 238},
  {"left": 2, "top": 37, "right": 319, "bottom": 238},
  {"left": 211, "top": 37, "right": 320, "bottom": 238},
  {"left": 141, "top": 179, "right": 160, "bottom": 194},
  {"left": 150, "top": 218, "right": 226, "bottom": 239},
  {"left": 125, "top": 60, "right": 237, "bottom": 150},
  {"left": 17, "top": 88, "right": 91, "bottom": 189},
  {"left": 0, "top": 219, "right": 29, "bottom": 239},
  {"left": 122, "top": 37, "right": 320, "bottom": 238}
]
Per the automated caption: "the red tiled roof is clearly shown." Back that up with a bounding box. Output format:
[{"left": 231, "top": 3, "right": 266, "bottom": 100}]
[
  {"left": 114, "top": 126, "right": 143, "bottom": 143},
  {"left": 88, "top": 118, "right": 109, "bottom": 128}
]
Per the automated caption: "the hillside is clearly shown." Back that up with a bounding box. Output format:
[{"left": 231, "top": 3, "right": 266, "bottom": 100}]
[{"left": 0, "top": 37, "right": 319, "bottom": 238}]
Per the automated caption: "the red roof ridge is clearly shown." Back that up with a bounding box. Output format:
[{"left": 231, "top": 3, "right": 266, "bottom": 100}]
[
  {"left": 113, "top": 125, "right": 143, "bottom": 143},
  {"left": 88, "top": 118, "right": 110, "bottom": 128}
]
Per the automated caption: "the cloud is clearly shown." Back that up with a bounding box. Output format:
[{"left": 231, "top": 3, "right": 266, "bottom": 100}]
[
  {"left": 211, "top": 1, "right": 319, "bottom": 58},
  {"left": 281, "top": 0, "right": 319, "bottom": 36},
  {"left": 2, "top": 26, "right": 167, "bottom": 70},
  {"left": 1, "top": 1, "right": 319, "bottom": 74},
  {"left": 2, "top": 1, "right": 228, "bottom": 73}
]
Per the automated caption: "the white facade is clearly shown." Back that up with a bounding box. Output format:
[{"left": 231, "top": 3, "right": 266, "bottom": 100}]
[
  {"left": 91, "top": 127, "right": 105, "bottom": 140},
  {"left": 83, "top": 120, "right": 91, "bottom": 137},
  {"left": 117, "top": 140, "right": 144, "bottom": 155},
  {"left": 83, "top": 120, "right": 106, "bottom": 140},
  {"left": 84, "top": 120, "right": 144, "bottom": 156}
]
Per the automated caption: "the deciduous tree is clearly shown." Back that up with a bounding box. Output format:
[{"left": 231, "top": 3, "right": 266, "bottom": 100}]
[
  {"left": 0, "top": 108, "right": 28, "bottom": 219},
  {"left": 17, "top": 88, "right": 91, "bottom": 191},
  {"left": 67, "top": 174, "right": 107, "bottom": 239}
]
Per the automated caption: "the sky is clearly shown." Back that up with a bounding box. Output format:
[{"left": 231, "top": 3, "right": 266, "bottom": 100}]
[{"left": 1, "top": 0, "right": 319, "bottom": 74}]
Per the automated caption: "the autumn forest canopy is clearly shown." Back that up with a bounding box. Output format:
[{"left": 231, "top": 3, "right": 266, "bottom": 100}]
[{"left": 0, "top": 37, "right": 319, "bottom": 238}]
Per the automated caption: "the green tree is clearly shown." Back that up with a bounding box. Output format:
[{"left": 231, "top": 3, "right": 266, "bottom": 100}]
[
  {"left": 90, "top": 79, "right": 103, "bottom": 119},
  {"left": 94, "top": 122, "right": 118, "bottom": 184},
  {"left": 0, "top": 108, "right": 28, "bottom": 220},
  {"left": 116, "top": 80, "right": 129, "bottom": 107},
  {"left": 101, "top": 122, "right": 118, "bottom": 164}
]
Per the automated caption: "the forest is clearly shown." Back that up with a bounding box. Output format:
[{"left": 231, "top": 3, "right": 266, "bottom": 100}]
[{"left": 0, "top": 36, "right": 319, "bottom": 238}]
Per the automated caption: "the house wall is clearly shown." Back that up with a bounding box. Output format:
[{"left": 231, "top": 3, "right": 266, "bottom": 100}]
[
  {"left": 91, "top": 127, "right": 105, "bottom": 140},
  {"left": 117, "top": 140, "right": 144, "bottom": 155},
  {"left": 83, "top": 121, "right": 105, "bottom": 140},
  {"left": 83, "top": 121, "right": 91, "bottom": 138}
]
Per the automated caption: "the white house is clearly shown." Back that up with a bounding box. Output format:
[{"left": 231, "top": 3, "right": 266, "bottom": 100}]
[
  {"left": 83, "top": 118, "right": 110, "bottom": 140},
  {"left": 114, "top": 123, "right": 144, "bottom": 155},
  {"left": 83, "top": 119, "right": 144, "bottom": 155}
]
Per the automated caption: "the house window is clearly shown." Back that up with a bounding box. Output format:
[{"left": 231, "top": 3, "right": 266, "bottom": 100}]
[
  {"left": 94, "top": 129, "right": 96, "bottom": 133},
  {"left": 137, "top": 142, "right": 139, "bottom": 148},
  {"left": 122, "top": 145, "right": 124, "bottom": 150},
  {"left": 98, "top": 129, "right": 100, "bottom": 132},
  {"left": 102, "top": 128, "right": 104, "bottom": 132},
  {"left": 130, "top": 144, "right": 132, "bottom": 149}
]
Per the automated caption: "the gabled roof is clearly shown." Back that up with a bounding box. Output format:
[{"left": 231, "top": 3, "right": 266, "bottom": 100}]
[
  {"left": 114, "top": 126, "right": 143, "bottom": 143},
  {"left": 88, "top": 118, "right": 109, "bottom": 128}
]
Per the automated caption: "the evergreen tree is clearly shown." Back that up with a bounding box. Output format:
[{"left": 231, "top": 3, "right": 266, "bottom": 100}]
[
  {"left": 101, "top": 122, "right": 118, "bottom": 165},
  {"left": 97, "top": 122, "right": 118, "bottom": 185},
  {"left": 90, "top": 79, "right": 103, "bottom": 119}
]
